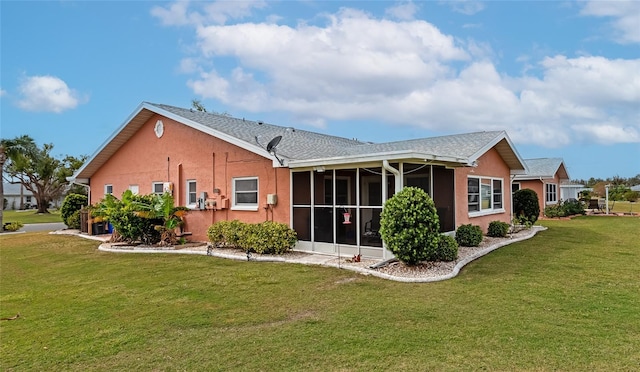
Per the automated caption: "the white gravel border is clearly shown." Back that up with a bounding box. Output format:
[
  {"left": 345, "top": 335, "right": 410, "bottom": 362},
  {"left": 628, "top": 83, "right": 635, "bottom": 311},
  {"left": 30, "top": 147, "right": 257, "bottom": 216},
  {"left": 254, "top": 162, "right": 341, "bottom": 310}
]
[{"left": 90, "top": 225, "right": 546, "bottom": 283}]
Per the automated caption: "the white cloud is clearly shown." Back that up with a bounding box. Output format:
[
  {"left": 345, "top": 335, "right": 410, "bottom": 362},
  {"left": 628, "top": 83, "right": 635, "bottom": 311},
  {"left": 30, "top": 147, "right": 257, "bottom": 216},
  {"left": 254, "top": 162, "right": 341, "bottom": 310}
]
[
  {"left": 16, "top": 75, "right": 85, "bottom": 113},
  {"left": 443, "top": 0, "right": 486, "bottom": 15},
  {"left": 158, "top": 3, "right": 639, "bottom": 147},
  {"left": 580, "top": 0, "right": 640, "bottom": 44},
  {"left": 151, "top": 0, "right": 266, "bottom": 26},
  {"left": 385, "top": 1, "right": 419, "bottom": 21},
  {"left": 0, "top": 89, "right": 6, "bottom": 97}
]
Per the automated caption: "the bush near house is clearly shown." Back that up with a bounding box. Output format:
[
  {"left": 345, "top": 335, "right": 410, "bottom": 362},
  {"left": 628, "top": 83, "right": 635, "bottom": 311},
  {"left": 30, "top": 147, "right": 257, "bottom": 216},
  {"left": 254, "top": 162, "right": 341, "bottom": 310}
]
[
  {"left": 61, "top": 193, "right": 88, "bottom": 227},
  {"left": 487, "top": 220, "right": 510, "bottom": 238},
  {"left": 379, "top": 187, "right": 441, "bottom": 265},
  {"left": 91, "top": 191, "right": 188, "bottom": 245},
  {"left": 434, "top": 234, "right": 459, "bottom": 262},
  {"left": 207, "top": 220, "right": 297, "bottom": 254},
  {"left": 513, "top": 189, "right": 540, "bottom": 225},
  {"left": 455, "top": 224, "right": 483, "bottom": 247},
  {"left": 544, "top": 199, "right": 586, "bottom": 218}
]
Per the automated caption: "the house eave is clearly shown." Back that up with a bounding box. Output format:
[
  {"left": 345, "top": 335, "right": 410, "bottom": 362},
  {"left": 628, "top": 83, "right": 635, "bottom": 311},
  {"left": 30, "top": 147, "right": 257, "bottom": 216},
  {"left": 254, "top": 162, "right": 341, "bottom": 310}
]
[
  {"left": 72, "top": 102, "right": 281, "bottom": 180},
  {"left": 288, "top": 151, "right": 469, "bottom": 169}
]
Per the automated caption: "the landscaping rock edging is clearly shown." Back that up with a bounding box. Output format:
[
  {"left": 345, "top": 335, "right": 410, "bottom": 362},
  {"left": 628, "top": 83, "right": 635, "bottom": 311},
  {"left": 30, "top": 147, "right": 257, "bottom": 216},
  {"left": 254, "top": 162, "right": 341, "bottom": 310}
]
[{"left": 94, "top": 225, "right": 546, "bottom": 283}]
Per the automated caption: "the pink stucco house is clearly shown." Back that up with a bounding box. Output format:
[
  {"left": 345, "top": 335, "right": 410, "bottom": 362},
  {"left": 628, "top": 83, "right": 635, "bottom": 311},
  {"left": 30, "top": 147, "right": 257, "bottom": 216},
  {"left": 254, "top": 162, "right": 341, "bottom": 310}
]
[
  {"left": 513, "top": 158, "right": 570, "bottom": 216},
  {"left": 70, "top": 102, "right": 528, "bottom": 259}
]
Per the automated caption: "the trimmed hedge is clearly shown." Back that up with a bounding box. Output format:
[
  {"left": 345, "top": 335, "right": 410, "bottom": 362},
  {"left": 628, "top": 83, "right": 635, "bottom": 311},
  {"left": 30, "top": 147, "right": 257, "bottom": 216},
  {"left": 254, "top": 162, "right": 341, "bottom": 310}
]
[
  {"left": 208, "top": 220, "right": 297, "bottom": 254},
  {"left": 487, "top": 220, "right": 510, "bottom": 238},
  {"left": 434, "top": 234, "right": 459, "bottom": 262},
  {"left": 455, "top": 224, "right": 483, "bottom": 247}
]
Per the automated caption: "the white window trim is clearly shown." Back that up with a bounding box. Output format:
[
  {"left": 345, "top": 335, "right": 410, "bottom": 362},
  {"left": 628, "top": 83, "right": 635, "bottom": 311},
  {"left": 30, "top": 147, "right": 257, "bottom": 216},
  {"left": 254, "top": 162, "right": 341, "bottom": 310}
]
[
  {"left": 546, "top": 183, "right": 558, "bottom": 204},
  {"left": 186, "top": 180, "right": 197, "bottom": 208},
  {"left": 129, "top": 184, "right": 139, "bottom": 195},
  {"left": 232, "top": 177, "right": 259, "bottom": 211},
  {"left": 152, "top": 182, "right": 164, "bottom": 195},
  {"left": 104, "top": 184, "right": 113, "bottom": 195},
  {"left": 468, "top": 176, "right": 505, "bottom": 217}
]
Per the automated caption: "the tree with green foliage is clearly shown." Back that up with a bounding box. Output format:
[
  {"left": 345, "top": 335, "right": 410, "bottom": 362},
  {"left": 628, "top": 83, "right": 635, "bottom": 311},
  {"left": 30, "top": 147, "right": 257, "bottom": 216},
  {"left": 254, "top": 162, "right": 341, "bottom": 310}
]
[
  {"left": 379, "top": 187, "right": 440, "bottom": 265},
  {"left": 2, "top": 135, "right": 86, "bottom": 214},
  {"left": 1, "top": 135, "right": 39, "bottom": 231},
  {"left": 191, "top": 99, "right": 207, "bottom": 112}
]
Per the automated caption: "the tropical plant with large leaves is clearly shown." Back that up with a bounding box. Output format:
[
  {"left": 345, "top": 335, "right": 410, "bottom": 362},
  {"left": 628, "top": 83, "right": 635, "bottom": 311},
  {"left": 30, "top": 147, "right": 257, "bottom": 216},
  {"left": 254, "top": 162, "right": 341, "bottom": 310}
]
[{"left": 91, "top": 190, "right": 188, "bottom": 245}]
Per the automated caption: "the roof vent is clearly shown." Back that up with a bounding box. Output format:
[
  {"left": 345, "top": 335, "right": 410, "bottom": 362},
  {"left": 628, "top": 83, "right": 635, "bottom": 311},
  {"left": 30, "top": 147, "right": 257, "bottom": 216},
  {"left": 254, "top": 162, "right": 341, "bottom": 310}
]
[
  {"left": 257, "top": 121, "right": 263, "bottom": 125},
  {"left": 286, "top": 127, "right": 295, "bottom": 132}
]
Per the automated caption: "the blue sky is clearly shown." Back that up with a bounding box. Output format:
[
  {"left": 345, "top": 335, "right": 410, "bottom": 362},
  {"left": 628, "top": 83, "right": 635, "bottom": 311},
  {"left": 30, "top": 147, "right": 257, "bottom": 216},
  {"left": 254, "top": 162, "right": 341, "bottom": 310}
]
[{"left": 1, "top": 0, "right": 639, "bottom": 181}]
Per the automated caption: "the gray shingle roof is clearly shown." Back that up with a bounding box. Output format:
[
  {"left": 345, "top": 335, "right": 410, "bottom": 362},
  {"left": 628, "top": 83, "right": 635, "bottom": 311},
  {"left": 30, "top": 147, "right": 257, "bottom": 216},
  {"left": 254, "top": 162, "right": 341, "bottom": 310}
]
[
  {"left": 514, "top": 158, "right": 567, "bottom": 180},
  {"left": 72, "top": 102, "right": 527, "bottom": 179},
  {"left": 153, "top": 103, "right": 366, "bottom": 161},
  {"left": 153, "top": 103, "right": 508, "bottom": 164},
  {"left": 2, "top": 183, "right": 34, "bottom": 196}
]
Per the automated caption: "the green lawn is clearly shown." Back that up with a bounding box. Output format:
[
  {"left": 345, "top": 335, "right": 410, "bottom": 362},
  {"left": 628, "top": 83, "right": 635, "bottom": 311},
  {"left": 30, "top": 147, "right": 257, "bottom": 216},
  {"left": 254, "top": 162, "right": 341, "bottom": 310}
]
[
  {"left": 607, "top": 200, "right": 639, "bottom": 214},
  {"left": 2, "top": 209, "right": 62, "bottom": 224},
  {"left": 1, "top": 216, "right": 639, "bottom": 371}
]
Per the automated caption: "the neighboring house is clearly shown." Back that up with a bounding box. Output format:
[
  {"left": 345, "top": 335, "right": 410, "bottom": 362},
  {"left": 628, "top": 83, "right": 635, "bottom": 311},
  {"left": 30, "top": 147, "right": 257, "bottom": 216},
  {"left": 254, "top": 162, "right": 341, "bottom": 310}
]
[
  {"left": 3, "top": 183, "right": 35, "bottom": 210},
  {"left": 631, "top": 185, "right": 640, "bottom": 192},
  {"left": 69, "top": 102, "right": 528, "bottom": 259},
  {"left": 559, "top": 183, "right": 586, "bottom": 201},
  {"left": 2, "top": 183, "right": 65, "bottom": 210},
  {"left": 513, "top": 158, "right": 570, "bottom": 215}
]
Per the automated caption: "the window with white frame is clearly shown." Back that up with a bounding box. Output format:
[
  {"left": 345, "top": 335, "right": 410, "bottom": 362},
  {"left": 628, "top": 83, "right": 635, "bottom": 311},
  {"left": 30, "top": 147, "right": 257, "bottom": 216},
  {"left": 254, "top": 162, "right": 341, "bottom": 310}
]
[
  {"left": 105, "top": 184, "right": 113, "bottom": 195},
  {"left": 468, "top": 177, "right": 504, "bottom": 213},
  {"left": 512, "top": 182, "right": 520, "bottom": 194},
  {"left": 152, "top": 182, "right": 164, "bottom": 195},
  {"left": 546, "top": 183, "right": 558, "bottom": 203},
  {"left": 129, "top": 185, "right": 139, "bottom": 195},
  {"left": 187, "top": 180, "right": 197, "bottom": 206},
  {"left": 233, "top": 177, "right": 258, "bottom": 209}
]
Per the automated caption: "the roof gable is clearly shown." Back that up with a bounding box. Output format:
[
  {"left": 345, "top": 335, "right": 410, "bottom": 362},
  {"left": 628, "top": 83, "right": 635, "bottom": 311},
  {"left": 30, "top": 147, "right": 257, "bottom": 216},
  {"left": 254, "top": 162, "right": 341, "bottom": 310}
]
[
  {"left": 72, "top": 102, "right": 528, "bottom": 180},
  {"left": 514, "top": 158, "right": 570, "bottom": 180}
]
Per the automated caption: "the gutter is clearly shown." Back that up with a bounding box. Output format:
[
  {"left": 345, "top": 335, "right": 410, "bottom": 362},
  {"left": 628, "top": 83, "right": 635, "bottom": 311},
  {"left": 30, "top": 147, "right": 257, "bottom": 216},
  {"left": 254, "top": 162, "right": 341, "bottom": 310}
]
[
  {"left": 66, "top": 177, "right": 91, "bottom": 204},
  {"left": 382, "top": 160, "right": 402, "bottom": 193}
]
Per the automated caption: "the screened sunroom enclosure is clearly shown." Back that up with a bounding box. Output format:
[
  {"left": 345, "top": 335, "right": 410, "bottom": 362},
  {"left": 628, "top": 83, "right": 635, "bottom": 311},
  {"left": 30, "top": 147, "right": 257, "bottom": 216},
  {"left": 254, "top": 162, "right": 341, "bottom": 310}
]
[{"left": 291, "top": 163, "right": 455, "bottom": 259}]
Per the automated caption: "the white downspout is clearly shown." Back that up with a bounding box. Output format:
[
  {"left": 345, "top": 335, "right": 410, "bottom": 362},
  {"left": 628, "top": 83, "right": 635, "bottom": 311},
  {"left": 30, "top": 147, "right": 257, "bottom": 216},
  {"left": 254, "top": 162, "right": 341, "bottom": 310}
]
[
  {"left": 381, "top": 160, "right": 402, "bottom": 260},
  {"left": 383, "top": 160, "right": 402, "bottom": 193}
]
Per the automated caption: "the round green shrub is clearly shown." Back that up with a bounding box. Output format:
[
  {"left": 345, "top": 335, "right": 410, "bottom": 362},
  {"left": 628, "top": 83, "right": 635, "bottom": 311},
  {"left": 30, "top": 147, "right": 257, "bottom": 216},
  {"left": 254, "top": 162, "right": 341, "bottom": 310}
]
[
  {"left": 513, "top": 189, "right": 540, "bottom": 224},
  {"left": 487, "top": 220, "right": 510, "bottom": 237},
  {"left": 434, "top": 234, "right": 458, "bottom": 261},
  {"left": 379, "top": 187, "right": 440, "bottom": 265},
  {"left": 66, "top": 210, "right": 81, "bottom": 229},
  {"left": 61, "top": 193, "right": 88, "bottom": 226},
  {"left": 455, "top": 224, "right": 483, "bottom": 247}
]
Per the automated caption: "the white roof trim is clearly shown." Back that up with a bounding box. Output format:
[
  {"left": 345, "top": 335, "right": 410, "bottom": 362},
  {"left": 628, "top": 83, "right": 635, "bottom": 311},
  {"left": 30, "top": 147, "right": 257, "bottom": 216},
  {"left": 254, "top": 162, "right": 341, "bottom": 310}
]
[{"left": 288, "top": 150, "right": 468, "bottom": 168}]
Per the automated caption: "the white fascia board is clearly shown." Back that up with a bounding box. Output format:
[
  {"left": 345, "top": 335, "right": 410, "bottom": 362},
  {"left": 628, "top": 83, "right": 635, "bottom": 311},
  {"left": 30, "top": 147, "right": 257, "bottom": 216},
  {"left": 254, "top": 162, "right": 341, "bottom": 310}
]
[
  {"left": 513, "top": 174, "right": 555, "bottom": 180},
  {"left": 288, "top": 151, "right": 467, "bottom": 169},
  {"left": 467, "top": 131, "right": 528, "bottom": 172},
  {"left": 73, "top": 101, "right": 151, "bottom": 179}
]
